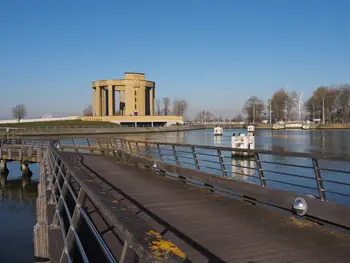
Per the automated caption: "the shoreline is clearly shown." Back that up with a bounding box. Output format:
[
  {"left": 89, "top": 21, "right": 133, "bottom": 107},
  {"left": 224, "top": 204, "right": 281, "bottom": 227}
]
[{"left": 3, "top": 123, "right": 350, "bottom": 138}]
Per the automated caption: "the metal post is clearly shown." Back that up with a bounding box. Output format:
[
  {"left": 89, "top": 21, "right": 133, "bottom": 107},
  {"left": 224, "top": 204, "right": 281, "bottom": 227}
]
[
  {"left": 157, "top": 143, "right": 164, "bottom": 162},
  {"left": 145, "top": 142, "right": 152, "bottom": 159},
  {"left": 253, "top": 101, "right": 255, "bottom": 124},
  {"left": 128, "top": 141, "right": 132, "bottom": 154},
  {"left": 217, "top": 149, "right": 227, "bottom": 177},
  {"left": 172, "top": 145, "right": 180, "bottom": 166},
  {"left": 254, "top": 153, "right": 266, "bottom": 187},
  {"left": 136, "top": 142, "right": 141, "bottom": 155},
  {"left": 191, "top": 147, "right": 200, "bottom": 170},
  {"left": 269, "top": 99, "right": 272, "bottom": 124},
  {"left": 322, "top": 97, "right": 325, "bottom": 124},
  {"left": 312, "top": 159, "right": 325, "bottom": 201}
]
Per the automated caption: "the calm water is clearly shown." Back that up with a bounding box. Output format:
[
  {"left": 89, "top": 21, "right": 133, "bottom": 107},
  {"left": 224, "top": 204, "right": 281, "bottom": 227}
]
[
  {"left": 0, "top": 162, "right": 38, "bottom": 263},
  {"left": 123, "top": 129, "right": 350, "bottom": 205},
  {"left": 123, "top": 129, "right": 350, "bottom": 155}
]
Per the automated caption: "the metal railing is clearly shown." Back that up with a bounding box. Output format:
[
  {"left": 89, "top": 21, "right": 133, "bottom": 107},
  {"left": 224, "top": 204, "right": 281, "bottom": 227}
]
[
  {"left": 117, "top": 139, "right": 350, "bottom": 204},
  {"left": 53, "top": 137, "right": 350, "bottom": 207},
  {"left": 45, "top": 142, "right": 189, "bottom": 263}
]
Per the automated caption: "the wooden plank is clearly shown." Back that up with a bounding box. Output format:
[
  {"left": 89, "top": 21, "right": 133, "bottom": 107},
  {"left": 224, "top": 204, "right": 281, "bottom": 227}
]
[{"left": 123, "top": 151, "right": 350, "bottom": 230}]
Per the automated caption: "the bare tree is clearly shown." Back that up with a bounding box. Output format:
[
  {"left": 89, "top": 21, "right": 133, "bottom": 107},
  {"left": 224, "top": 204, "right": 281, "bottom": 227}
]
[
  {"left": 242, "top": 96, "right": 265, "bottom": 123},
  {"left": 83, "top": 105, "right": 93, "bottom": 116},
  {"left": 156, "top": 99, "right": 161, "bottom": 116},
  {"left": 163, "top": 97, "right": 171, "bottom": 116},
  {"left": 195, "top": 110, "right": 214, "bottom": 122},
  {"left": 172, "top": 99, "right": 188, "bottom": 116},
  {"left": 172, "top": 99, "right": 179, "bottom": 115},
  {"left": 337, "top": 85, "right": 350, "bottom": 122},
  {"left": 12, "top": 104, "right": 27, "bottom": 122},
  {"left": 179, "top": 100, "right": 188, "bottom": 116},
  {"left": 271, "top": 89, "right": 294, "bottom": 122}
]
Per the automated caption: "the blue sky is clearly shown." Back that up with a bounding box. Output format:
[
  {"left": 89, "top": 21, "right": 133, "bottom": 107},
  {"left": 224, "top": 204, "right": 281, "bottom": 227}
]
[{"left": 1, "top": 0, "right": 349, "bottom": 119}]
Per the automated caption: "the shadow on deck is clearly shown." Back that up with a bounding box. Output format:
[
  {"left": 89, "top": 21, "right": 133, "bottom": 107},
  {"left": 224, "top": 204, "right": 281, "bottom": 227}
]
[{"left": 61, "top": 152, "right": 350, "bottom": 263}]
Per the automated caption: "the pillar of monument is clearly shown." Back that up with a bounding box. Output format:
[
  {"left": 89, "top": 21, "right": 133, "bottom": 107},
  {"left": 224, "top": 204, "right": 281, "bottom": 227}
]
[
  {"left": 119, "top": 90, "right": 124, "bottom": 116},
  {"left": 92, "top": 88, "right": 96, "bottom": 116},
  {"left": 138, "top": 85, "right": 146, "bottom": 116},
  {"left": 101, "top": 88, "right": 105, "bottom": 116},
  {"left": 150, "top": 87, "right": 154, "bottom": 116},
  {"left": 108, "top": 86, "right": 115, "bottom": 116},
  {"left": 95, "top": 86, "right": 102, "bottom": 116},
  {"left": 125, "top": 86, "right": 134, "bottom": 116}
]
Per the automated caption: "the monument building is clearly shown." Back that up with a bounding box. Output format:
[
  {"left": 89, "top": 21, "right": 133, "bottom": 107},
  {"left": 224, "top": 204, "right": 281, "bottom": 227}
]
[{"left": 92, "top": 72, "right": 155, "bottom": 117}]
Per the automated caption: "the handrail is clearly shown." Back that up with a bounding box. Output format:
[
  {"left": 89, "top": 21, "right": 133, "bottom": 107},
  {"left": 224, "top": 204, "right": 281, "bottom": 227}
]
[
  {"left": 45, "top": 142, "right": 190, "bottom": 262},
  {"left": 111, "top": 138, "right": 350, "bottom": 162}
]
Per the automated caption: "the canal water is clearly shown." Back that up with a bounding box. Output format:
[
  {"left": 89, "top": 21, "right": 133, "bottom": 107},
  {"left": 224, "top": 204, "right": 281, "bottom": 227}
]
[
  {"left": 123, "top": 129, "right": 350, "bottom": 206},
  {"left": 0, "top": 162, "right": 38, "bottom": 263}
]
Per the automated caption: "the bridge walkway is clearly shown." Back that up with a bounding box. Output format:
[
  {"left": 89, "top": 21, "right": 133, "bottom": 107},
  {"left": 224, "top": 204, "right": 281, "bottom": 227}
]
[{"left": 61, "top": 152, "right": 350, "bottom": 263}]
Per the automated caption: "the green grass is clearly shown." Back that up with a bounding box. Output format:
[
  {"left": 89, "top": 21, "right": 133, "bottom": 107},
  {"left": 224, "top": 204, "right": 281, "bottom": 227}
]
[{"left": 0, "top": 120, "right": 120, "bottom": 128}]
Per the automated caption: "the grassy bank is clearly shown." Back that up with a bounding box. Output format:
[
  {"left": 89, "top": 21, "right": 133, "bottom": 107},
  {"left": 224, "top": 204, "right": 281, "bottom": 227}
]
[
  {"left": 0, "top": 120, "right": 119, "bottom": 128},
  {"left": 317, "top": 124, "right": 350, "bottom": 129}
]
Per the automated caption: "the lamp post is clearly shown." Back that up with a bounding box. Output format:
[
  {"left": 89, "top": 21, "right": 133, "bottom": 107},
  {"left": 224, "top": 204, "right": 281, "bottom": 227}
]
[
  {"left": 322, "top": 96, "right": 325, "bottom": 124},
  {"left": 252, "top": 101, "right": 256, "bottom": 124},
  {"left": 269, "top": 99, "right": 272, "bottom": 124}
]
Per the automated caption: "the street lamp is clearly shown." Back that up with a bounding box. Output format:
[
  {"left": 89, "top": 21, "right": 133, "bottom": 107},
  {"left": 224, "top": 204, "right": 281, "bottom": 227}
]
[{"left": 252, "top": 101, "right": 256, "bottom": 124}]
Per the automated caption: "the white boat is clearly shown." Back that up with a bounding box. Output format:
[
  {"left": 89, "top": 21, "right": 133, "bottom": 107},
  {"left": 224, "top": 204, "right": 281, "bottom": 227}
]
[
  {"left": 302, "top": 124, "right": 310, "bottom": 130},
  {"left": 272, "top": 124, "right": 285, "bottom": 130},
  {"left": 214, "top": 127, "right": 223, "bottom": 136}
]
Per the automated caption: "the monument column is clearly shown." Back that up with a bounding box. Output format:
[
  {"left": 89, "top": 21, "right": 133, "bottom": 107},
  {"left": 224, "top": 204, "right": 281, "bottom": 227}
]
[
  {"left": 119, "top": 90, "right": 124, "bottom": 116},
  {"left": 92, "top": 88, "right": 96, "bottom": 116},
  {"left": 108, "top": 85, "right": 114, "bottom": 116},
  {"left": 150, "top": 87, "right": 154, "bottom": 116},
  {"left": 95, "top": 86, "right": 101, "bottom": 116},
  {"left": 138, "top": 85, "right": 146, "bottom": 116},
  {"left": 101, "top": 88, "right": 105, "bottom": 116}
]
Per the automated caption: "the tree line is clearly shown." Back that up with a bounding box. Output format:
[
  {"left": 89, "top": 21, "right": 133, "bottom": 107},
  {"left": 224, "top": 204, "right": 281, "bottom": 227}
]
[
  {"left": 240, "top": 85, "right": 350, "bottom": 123},
  {"left": 191, "top": 84, "right": 350, "bottom": 123},
  {"left": 82, "top": 97, "right": 189, "bottom": 117}
]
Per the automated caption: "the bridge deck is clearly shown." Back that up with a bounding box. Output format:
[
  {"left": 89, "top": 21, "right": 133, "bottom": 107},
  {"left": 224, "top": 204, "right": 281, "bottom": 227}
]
[{"left": 62, "top": 152, "right": 350, "bottom": 263}]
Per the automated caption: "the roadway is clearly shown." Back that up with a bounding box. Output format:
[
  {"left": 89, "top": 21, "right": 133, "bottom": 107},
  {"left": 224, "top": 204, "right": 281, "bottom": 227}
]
[{"left": 61, "top": 152, "right": 350, "bottom": 263}]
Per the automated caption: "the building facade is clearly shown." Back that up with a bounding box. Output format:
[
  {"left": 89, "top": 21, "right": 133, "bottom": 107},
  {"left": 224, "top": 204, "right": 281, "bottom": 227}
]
[{"left": 92, "top": 72, "right": 155, "bottom": 117}]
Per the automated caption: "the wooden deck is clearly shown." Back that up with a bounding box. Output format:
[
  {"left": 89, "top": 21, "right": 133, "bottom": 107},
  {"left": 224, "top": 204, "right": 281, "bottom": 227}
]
[{"left": 61, "top": 152, "right": 350, "bottom": 263}]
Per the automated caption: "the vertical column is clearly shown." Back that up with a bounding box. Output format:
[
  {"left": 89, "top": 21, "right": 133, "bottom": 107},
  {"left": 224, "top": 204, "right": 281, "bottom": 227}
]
[
  {"left": 138, "top": 85, "right": 146, "bottom": 116},
  {"left": 119, "top": 90, "right": 125, "bottom": 116},
  {"left": 95, "top": 86, "right": 101, "bottom": 116},
  {"left": 150, "top": 87, "right": 154, "bottom": 116},
  {"left": 125, "top": 85, "right": 134, "bottom": 116},
  {"left": 92, "top": 88, "right": 96, "bottom": 116},
  {"left": 101, "top": 88, "right": 105, "bottom": 116},
  {"left": 108, "top": 86, "right": 115, "bottom": 116}
]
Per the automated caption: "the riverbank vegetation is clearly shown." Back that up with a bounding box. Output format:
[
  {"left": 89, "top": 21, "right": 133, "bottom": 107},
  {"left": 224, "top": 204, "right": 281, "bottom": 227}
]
[{"left": 0, "top": 120, "right": 119, "bottom": 128}]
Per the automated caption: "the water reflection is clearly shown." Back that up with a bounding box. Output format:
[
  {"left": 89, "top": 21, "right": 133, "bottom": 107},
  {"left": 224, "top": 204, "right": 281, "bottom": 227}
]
[
  {"left": 0, "top": 161, "right": 38, "bottom": 263},
  {"left": 214, "top": 136, "right": 223, "bottom": 146},
  {"left": 126, "top": 129, "right": 350, "bottom": 205},
  {"left": 229, "top": 158, "right": 256, "bottom": 182},
  {"left": 125, "top": 128, "right": 350, "bottom": 157}
]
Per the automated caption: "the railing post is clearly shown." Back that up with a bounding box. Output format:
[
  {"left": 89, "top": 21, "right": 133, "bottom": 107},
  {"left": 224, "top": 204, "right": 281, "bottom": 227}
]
[
  {"left": 191, "top": 147, "right": 200, "bottom": 170},
  {"left": 312, "top": 158, "right": 326, "bottom": 201},
  {"left": 157, "top": 143, "right": 164, "bottom": 162},
  {"left": 145, "top": 142, "right": 152, "bottom": 159},
  {"left": 172, "top": 145, "right": 180, "bottom": 166},
  {"left": 128, "top": 141, "right": 133, "bottom": 154},
  {"left": 254, "top": 153, "right": 266, "bottom": 187},
  {"left": 217, "top": 149, "right": 227, "bottom": 177},
  {"left": 136, "top": 142, "right": 141, "bottom": 156}
]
